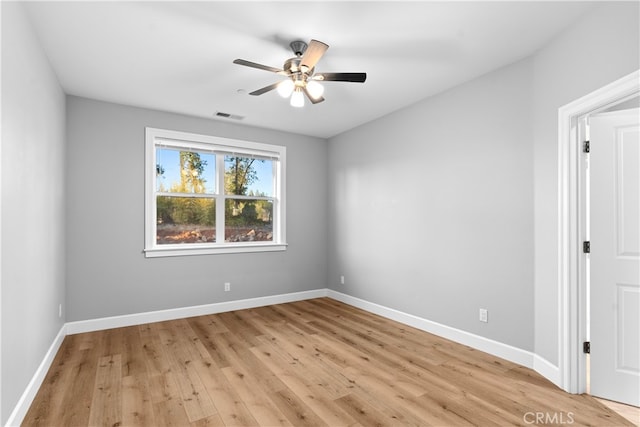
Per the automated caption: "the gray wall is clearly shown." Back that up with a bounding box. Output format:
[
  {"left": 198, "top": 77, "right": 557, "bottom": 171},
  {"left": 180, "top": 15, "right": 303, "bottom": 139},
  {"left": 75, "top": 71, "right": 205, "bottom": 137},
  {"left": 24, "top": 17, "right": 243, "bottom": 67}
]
[
  {"left": 327, "top": 1, "right": 639, "bottom": 365},
  {"left": 66, "top": 97, "right": 328, "bottom": 321},
  {"left": 1, "top": 3, "right": 67, "bottom": 424},
  {"left": 327, "top": 58, "right": 535, "bottom": 351},
  {"left": 2, "top": 2, "right": 638, "bottom": 422},
  {"left": 531, "top": 1, "right": 640, "bottom": 365}
]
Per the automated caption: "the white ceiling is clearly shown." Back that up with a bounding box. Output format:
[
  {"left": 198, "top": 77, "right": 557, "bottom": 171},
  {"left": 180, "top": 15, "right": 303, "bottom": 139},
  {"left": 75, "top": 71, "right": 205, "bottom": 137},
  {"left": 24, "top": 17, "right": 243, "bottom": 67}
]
[{"left": 24, "top": 1, "right": 596, "bottom": 139}]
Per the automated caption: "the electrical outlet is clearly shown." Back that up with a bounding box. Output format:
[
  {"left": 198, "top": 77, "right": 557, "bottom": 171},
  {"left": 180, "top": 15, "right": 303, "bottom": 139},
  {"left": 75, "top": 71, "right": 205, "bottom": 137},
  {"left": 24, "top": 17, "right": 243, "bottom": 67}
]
[
  {"left": 340, "top": 275, "right": 345, "bottom": 285},
  {"left": 224, "top": 282, "right": 231, "bottom": 292},
  {"left": 58, "top": 304, "right": 62, "bottom": 318},
  {"left": 479, "top": 308, "right": 488, "bottom": 323}
]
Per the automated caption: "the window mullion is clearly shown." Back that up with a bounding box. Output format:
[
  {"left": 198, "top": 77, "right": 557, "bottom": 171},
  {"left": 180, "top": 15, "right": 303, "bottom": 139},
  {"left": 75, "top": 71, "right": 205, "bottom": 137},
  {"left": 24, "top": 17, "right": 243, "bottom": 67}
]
[
  {"left": 157, "top": 192, "right": 216, "bottom": 198},
  {"left": 224, "top": 194, "right": 274, "bottom": 202},
  {"left": 216, "top": 154, "right": 226, "bottom": 243}
]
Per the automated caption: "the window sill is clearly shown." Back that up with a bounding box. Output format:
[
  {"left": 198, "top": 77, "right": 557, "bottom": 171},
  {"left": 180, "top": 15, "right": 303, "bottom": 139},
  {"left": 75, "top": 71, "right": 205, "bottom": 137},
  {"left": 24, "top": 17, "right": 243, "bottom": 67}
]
[{"left": 144, "top": 243, "right": 288, "bottom": 258}]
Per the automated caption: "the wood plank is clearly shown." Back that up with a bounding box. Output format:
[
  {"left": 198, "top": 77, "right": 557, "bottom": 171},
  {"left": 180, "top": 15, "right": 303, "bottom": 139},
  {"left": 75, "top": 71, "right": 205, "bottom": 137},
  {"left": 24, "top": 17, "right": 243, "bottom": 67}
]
[
  {"left": 122, "top": 374, "right": 156, "bottom": 426},
  {"left": 342, "top": 365, "right": 466, "bottom": 427},
  {"left": 21, "top": 336, "right": 74, "bottom": 424},
  {"left": 121, "top": 323, "right": 157, "bottom": 427},
  {"left": 172, "top": 316, "right": 214, "bottom": 361},
  {"left": 252, "top": 335, "right": 423, "bottom": 426},
  {"left": 139, "top": 322, "right": 172, "bottom": 376},
  {"left": 147, "top": 371, "right": 182, "bottom": 405},
  {"left": 98, "top": 327, "right": 124, "bottom": 357},
  {"left": 333, "top": 393, "right": 397, "bottom": 427},
  {"left": 269, "top": 386, "right": 327, "bottom": 427},
  {"left": 190, "top": 356, "right": 259, "bottom": 427},
  {"left": 152, "top": 393, "right": 192, "bottom": 426},
  {"left": 187, "top": 316, "right": 233, "bottom": 369},
  {"left": 221, "top": 365, "right": 293, "bottom": 426},
  {"left": 596, "top": 399, "right": 640, "bottom": 427},
  {"left": 217, "top": 310, "right": 264, "bottom": 347},
  {"left": 88, "top": 354, "right": 122, "bottom": 427},
  {"left": 158, "top": 320, "right": 218, "bottom": 422},
  {"left": 214, "top": 331, "right": 289, "bottom": 396},
  {"left": 23, "top": 298, "right": 635, "bottom": 427},
  {"left": 259, "top": 303, "right": 320, "bottom": 335},
  {"left": 253, "top": 325, "right": 359, "bottom": 399},
  {"left": 53, "top": 332, "right": 106, "bottom": 427},
  {"left": 249, "top": 336, "right": 357, "bottom": 426},
  {"left": 121, "top": 326, "right": 148, "bottom": 377}
]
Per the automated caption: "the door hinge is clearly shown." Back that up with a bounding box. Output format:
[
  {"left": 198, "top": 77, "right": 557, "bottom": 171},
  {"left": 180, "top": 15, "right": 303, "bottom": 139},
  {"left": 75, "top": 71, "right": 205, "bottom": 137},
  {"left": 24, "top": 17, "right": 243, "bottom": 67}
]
[
  {"left": 583, "top": 341, "right": 591, "bottom": 354},
  {"left": 583, "top": 241, "right": 590, "bottom": 253},
  {"left": 583, "top": 140, "right": 590, "bottom": 153}
]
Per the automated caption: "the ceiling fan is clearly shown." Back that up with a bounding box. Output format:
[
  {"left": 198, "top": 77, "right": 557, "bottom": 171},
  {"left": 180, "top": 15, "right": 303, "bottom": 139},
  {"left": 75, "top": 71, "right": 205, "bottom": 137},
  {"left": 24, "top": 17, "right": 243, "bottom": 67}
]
[{"left": 233, "top": 39, "right": 367, "bottom": 107}]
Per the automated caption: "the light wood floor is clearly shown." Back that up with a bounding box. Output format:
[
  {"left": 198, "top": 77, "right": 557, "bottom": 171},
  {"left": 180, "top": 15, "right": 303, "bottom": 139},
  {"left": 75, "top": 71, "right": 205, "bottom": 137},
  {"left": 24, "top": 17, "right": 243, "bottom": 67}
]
[
  {"left": 24, "top": 298, "right": 634, "bottom": 426},
  {"left": 596, "top": 399, "right": 640, "bottom": 427}
]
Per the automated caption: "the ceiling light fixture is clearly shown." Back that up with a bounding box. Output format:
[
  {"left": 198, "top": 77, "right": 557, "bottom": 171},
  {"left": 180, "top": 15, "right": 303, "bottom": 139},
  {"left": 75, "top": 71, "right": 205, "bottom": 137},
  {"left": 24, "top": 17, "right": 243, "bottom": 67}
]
[
  {"left": 277, "top": 79, "right": 294, "bottom": 98},
  {"left": 233, "top": 39, "right": 366, "bottom": 108},
  {"left": 276, "top": 56, "right": 325, "bottom": 108},
  {"left": 280, "top": 75, "right": 324, "bottom": 107},
  {"left": 290, "top": 87, "right": 305, "bottom": 107},
  {"left": 306, "top": 80, "right": 325, "bottom": 100}
]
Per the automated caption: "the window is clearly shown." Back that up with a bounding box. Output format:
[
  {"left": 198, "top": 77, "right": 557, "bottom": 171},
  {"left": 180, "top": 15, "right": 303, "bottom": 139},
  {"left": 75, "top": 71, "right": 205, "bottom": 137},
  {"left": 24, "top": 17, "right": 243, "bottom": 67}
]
[{"left": 145, "top": 128, "right": 286, "bottom": 257}]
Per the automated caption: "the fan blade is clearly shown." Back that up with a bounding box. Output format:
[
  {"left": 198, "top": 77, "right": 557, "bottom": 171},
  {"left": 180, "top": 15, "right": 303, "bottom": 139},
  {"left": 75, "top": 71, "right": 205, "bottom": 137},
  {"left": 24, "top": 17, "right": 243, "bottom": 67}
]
[
  {"left": 300, "top": 40, "right": 329, "bottom": 72},
  {"left": 313, "top": 72, "right": 367, "bottom": 83},
  {"left": 249, "top": 82, "right": 280, "bottom": 96},
  {"left": 233, "top": 59, "right": 284, "bottom": 74},
  {"left": 303, "top": 87, "right": 325, "bottom": 104}
]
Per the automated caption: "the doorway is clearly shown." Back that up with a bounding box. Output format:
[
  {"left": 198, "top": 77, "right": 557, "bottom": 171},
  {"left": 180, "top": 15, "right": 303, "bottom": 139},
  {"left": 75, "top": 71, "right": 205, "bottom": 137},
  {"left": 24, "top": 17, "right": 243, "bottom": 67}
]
[{"left": 558, "top": 70, "right": 639, "bottom": 401}]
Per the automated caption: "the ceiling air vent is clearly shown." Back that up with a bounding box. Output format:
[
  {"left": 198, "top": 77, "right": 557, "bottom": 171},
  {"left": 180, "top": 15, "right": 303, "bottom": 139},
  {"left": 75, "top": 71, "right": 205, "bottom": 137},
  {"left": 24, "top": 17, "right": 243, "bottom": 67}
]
[{"left": 214, "top": 111, "right": 244, "bottom": 120}]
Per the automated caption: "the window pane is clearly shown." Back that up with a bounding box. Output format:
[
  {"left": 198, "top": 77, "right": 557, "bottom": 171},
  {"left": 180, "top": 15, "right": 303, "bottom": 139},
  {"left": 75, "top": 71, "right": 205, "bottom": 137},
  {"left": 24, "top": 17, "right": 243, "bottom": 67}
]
[
  {"left": 225, "top": 199, "right": 273, "bottom": 242},
  {"left": 224, "top": 155, "right": 273, "bottom": 196},
  {"left": 156, "top": 148, "right": 215, "bottom": 194},
  {"left": 156, "top": 196, "right": 215, "bottom": 244}
]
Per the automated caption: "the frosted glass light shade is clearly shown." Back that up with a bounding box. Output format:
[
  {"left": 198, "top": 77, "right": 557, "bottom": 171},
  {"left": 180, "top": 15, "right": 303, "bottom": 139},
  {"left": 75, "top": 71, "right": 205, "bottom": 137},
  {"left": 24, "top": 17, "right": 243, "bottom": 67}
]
[
  {"left": 306, "top": 80, "right": 324, "bottom": 100},
  {"left": 290, "top": 88, "right": 304, "bottom": 107},
  {"left": 277, "top": 80, "right": 294, "bottom": 98}
]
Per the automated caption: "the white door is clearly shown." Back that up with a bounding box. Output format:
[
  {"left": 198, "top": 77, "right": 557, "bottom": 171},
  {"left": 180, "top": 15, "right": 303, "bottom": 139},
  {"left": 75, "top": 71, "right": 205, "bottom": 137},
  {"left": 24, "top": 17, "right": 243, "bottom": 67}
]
[{"left": 590, "top": 108, "right": 640, "bottom": 406}]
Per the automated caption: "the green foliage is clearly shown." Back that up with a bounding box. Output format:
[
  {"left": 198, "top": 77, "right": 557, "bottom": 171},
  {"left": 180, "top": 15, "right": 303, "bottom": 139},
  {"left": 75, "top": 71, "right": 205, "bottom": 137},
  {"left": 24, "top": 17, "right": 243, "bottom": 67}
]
[
  {"left": 180, "top": 151, "right": 207, "bottom": 193},
  {"left": 224, "top": 199, "right": 272, "bottom": 227},
  {"left": 223, "top": 156, "right": 269, "bottom": 226},
  {"left": 156, "top": 151, "right": 213, "bottom": 226},
  {"left": 224, "top": 156, "right": 264, "bottom": 195},
  {"left": 240, "top": 202, "right": 257, "bottom": 223},
  {"left": 156, "top": 152, "right": 270, "bottom": 229},
  {"left": 157, "top": 197, "right": 215, "bottom": 226},
  {"left": 156, "top": 195, "right": 174, "bottom": 224}
]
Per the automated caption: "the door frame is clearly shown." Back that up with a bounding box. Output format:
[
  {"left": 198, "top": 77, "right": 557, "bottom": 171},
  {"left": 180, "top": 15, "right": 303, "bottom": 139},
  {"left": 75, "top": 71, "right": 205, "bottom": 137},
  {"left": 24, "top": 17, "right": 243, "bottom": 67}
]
[{"left": 558, "top": 69, "right": 639, "bottom": 394}]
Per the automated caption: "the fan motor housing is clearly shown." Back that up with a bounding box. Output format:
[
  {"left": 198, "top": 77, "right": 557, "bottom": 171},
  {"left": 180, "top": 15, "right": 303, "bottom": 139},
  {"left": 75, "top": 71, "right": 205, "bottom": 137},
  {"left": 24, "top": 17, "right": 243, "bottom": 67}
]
[
  {"left": 289, "top": 40, "right": 307, "bottom": 57},
  {"left": 283, "top": 57, "right": 314, "bottom": 76}
]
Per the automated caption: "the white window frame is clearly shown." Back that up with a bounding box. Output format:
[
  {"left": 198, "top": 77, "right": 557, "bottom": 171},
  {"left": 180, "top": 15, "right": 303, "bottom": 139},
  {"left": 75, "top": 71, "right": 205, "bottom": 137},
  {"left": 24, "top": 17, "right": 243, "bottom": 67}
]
[{"left": 144, "top": 127, "right": 287, "bottom": 257}]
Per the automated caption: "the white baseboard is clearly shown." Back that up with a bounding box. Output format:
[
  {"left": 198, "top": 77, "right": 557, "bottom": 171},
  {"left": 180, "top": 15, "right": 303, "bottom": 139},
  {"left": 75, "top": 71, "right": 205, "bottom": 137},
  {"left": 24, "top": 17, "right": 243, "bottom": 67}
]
[
  {"left": 5, "top": 324, "right": 67, "bottom": 427},
  {"left": 533, "top": 354, "right": 561, "bottom": 387},
  {"left": 9, "top": 287, "right": 564, "bottom": 427},
  {"left": 66, "top": 288, "right": 328, "bottom": 335},
  {"left": 327, "top": 290, "right": 536, "bottom": 370},
  {"left": 6, "top": 289, "right": 327, "bottom": 427}
]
